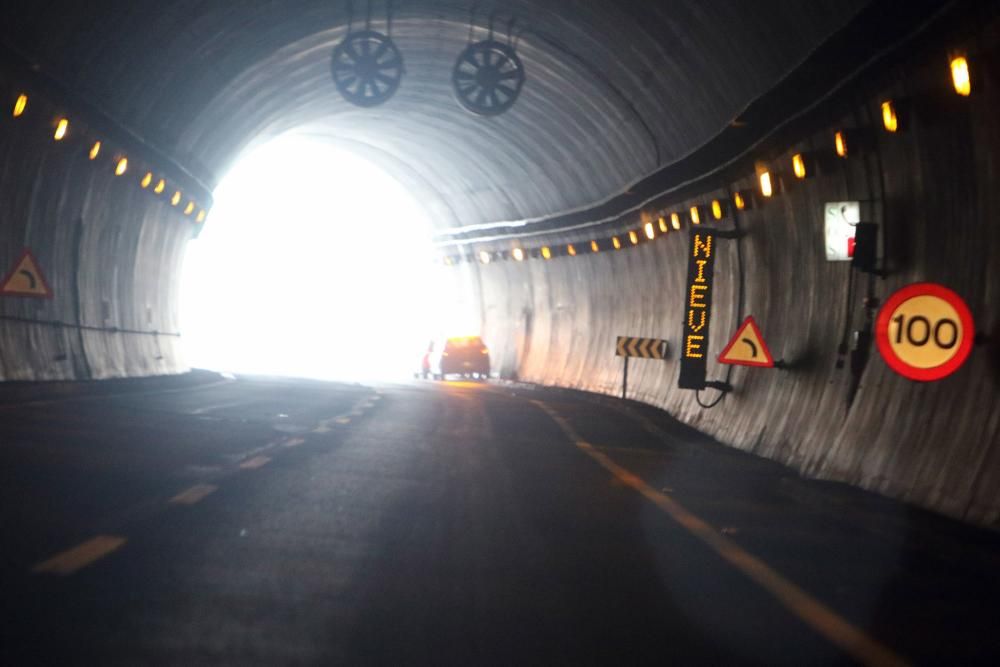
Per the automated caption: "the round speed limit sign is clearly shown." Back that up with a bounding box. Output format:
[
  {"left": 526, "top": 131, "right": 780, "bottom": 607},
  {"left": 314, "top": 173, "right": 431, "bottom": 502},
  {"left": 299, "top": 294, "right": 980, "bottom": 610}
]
[{"left": 875, "top": 283, "right": 974, "bottom": 381}]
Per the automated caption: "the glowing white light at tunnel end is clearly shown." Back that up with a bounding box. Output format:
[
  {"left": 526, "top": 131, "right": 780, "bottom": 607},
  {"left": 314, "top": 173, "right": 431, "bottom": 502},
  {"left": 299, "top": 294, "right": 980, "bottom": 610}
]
[{"left": 180, "top": 133, "right": 454, "bottom": 382}]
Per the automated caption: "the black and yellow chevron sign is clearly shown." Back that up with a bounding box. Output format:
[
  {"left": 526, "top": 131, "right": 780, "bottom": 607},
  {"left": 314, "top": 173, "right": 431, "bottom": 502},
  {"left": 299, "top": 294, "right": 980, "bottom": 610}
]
[{"left": 616, "top": 336, "right": 668, "bottom": 359}]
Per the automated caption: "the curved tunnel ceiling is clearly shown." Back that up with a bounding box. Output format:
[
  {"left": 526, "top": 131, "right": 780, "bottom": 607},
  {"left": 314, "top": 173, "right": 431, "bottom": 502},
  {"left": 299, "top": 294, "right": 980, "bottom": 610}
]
[{"left": 4, "top": 0, "right": 870, "bottom": 230}]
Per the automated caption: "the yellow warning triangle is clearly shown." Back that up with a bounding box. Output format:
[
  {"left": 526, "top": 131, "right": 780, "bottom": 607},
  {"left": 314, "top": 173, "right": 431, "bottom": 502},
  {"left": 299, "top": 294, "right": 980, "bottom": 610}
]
[
  {"left": 1, "top": 249, "right": 53, "bottom": 298},
  {"left": 718, "top": 316, "right": 774, "bottom": 367}
]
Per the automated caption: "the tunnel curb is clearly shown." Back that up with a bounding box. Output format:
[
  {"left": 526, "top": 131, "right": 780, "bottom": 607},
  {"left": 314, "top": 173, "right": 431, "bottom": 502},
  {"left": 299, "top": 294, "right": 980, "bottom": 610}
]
[{"left": 0, "top": 369, "right": 228, "bottom": 406}]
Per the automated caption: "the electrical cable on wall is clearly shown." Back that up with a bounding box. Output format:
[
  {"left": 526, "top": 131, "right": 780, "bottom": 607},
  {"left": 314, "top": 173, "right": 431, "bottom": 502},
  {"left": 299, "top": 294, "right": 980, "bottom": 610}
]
[{"left": 696, "top": 189, "right": 744, "bottom": 410}]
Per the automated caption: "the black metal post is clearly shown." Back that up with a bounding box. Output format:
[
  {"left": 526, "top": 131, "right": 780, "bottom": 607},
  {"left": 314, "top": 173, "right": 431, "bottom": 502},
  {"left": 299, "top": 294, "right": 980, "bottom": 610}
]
[{"left": 622, "top": 357, "right": 629, "bottom": 400}]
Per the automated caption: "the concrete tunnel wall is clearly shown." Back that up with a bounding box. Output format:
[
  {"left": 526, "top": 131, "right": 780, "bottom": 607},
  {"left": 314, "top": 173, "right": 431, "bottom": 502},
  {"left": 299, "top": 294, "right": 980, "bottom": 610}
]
[
  {"left": 470, "top": 26, "right": 1000, "bottom": 526},
  {"left": 0, "top": 70, "right": 194, "bottom": 381}
]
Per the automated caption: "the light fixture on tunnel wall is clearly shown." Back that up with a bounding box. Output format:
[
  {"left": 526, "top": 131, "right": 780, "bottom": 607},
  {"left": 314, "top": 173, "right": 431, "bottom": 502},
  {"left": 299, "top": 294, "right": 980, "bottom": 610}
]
[
  {"left": 330, "top": 3, "right": 403, "bottom": 108},
  {"left": 12, "top": 93, "right": 27, "bottom": 118},
  {"left": 154, "top": 179, "right": 165, "bottom": 194},
  {"left": 759, "top": 172, "right": 774, "bottom": 197},
  {"left": 628, "top": 230, "right": 639, "bottom": 245},
  {"left": 612, "top": 237, "right": 621, "bottom": 250},
  {"left": 644, "top": 222, "right": 655, "bottom": 240},
  {"left": 53, "top": 118, "right": 68, "bottom": 141},
  {"left": 141, "top": 172, "right": 153, "bottom": 189},
  {"left": 834, "top": 131, "right": 848, "bottom": 158},
  {"left": 670, "top": 212, "right": 681, "bottom": 230},
  {"left": 658, "top": 216, "right": 668, "bottom": 233},
  {"left": 880, "top": 100, "right": 899, "bottom": 133},
  {"left": 478, "top": 250, "right": 491, "bottom": 264},
  {"left": 711, "top": 200, "right": 725, "bottom": 220},
  {"left": 171, "top": 191, "right": 182, "bottom": 206},
  {"left": 89, "top": 141, "right": 101, "bottom": 160},
  {"left": 184, "top": 201, "right": 196, "bottom": 216},
  {"left": 452, "top": 36, "right": 525, "bottom": 116},
  {"left": 196, "top": 210, "right": 207, "bottom": 224},
  {"left": 115, "top": 157, "right": 128, "bottom": 176},
  {"left": 733, "top": 191, "right": 747, "bottom": 210},
  {"left": 756, "top": 164, "right": 774, "bottom": 198},
  {"left": 689, "top": 206, "right": 702, "bottom": 225},
  {"left": 566, "top": 244, "right": 577, "bottom": 256},
  {"left": 792, "top": 153, "right": 809, "bottom": 179},
  {"left": 591, "top": 240, "right": 599, "bottom": 253},
  {"left": 512, "top": 247, "right": 525, "bottom": 261},
  {"left": 541, "top": 246, "right": 552, "bottom": 259},
  {"left": 950, "top": 54, "right": 971, "bottom": 96}
]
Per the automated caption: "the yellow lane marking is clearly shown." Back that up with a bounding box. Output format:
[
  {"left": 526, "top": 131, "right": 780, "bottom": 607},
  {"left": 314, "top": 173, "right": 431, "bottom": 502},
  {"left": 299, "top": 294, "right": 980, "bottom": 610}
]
[
  {"left": 239, "top": 455, "right": 271, "bottom": 469},
  {"left": 532, "top": 400, "right": 909, "bottom": 667},
  {"left": 313, "top": 395, "right": 374, "bottom": 433},
  {"left": 32, "top": 536, "right": 127, "bottom": 576},
  {"left": 592, "top": 444, "right": 666, "bottom": 457},
  {"left": 169, "top": 484, "right": 218, "bottom": 505}
]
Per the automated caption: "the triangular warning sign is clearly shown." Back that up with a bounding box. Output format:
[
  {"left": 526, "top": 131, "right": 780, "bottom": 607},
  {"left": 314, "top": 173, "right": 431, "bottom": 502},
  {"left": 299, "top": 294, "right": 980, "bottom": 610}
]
[
  {"left": 718, "top": 316, "right": 774, "bottom": 367},
  {"left": 1, "top": 249, "right": 53, "bottom": 298}
]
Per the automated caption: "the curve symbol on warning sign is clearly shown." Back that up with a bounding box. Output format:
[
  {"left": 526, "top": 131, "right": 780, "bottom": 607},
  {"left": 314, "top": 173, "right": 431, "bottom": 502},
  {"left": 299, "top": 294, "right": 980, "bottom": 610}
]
[
  {"left": 0, "top": 249, "right": 52, "bottom": 298},
  {"left": 718, "top": 316, "right": 774, "bottom": 368}
]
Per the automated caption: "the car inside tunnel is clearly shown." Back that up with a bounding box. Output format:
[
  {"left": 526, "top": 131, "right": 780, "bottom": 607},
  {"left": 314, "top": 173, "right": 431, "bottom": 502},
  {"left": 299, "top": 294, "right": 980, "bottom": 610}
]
[{"left": 2, "top": 1, "right": 1000, "bottom": 664}]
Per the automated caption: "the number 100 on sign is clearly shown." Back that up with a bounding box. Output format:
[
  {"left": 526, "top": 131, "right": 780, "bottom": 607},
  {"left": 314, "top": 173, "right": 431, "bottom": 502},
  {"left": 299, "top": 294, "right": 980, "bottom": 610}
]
[{"left": 876, "top": 283, "right": 974, "bottom": 382}]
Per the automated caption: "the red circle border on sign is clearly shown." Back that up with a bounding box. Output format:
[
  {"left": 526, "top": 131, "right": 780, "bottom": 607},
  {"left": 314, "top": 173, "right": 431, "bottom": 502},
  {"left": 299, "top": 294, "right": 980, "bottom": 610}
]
[{"left": 875, "top": 282, "right": 975, "bottom": 382}]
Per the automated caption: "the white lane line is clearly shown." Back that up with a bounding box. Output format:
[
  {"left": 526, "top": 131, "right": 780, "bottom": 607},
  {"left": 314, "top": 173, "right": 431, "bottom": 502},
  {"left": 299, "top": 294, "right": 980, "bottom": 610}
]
[
  {"left": 282, "top": 437, "right": 306, "bottom": 448},
  {"left": 239, "top": 455, "right": 271, "bottom": 470},
  {"left": 335, "top": 417, "right": 352, "bottom": 424},
  {"left": 32, "top": 536, "right": 127, "bottom": 576},
  {"left": 190, "top": 399, "right": 247, "bottom": 415},
  {"left": 532, "top": 400, "right": 909, "bottom": 667},
  {"left": 169, "top": 484, "right": 218, "bottom": 505}
]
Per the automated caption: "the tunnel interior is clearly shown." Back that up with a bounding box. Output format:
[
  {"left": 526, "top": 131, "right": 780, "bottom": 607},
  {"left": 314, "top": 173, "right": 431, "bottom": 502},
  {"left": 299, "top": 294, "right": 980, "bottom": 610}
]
[{"left": 0, "top": 0, "right": 998, "bottom": 527}]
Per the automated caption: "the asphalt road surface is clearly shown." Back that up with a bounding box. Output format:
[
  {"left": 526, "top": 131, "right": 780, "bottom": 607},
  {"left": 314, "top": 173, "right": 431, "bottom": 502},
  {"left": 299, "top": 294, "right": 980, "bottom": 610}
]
[{"left": 2, "top": 374, "right": 999, "bottom": 666}]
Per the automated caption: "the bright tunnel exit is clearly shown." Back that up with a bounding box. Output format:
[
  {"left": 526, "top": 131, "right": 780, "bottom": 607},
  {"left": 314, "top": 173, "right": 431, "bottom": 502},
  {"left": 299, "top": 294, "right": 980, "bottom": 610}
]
[{"left": 180, "top": 134, "right": 472, "bottom": 381}]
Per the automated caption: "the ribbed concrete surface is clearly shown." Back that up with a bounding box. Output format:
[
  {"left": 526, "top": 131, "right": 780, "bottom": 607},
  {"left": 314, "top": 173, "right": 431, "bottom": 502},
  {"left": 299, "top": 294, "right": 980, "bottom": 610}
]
[
  {"left": 475, "top": 36, "right": 1000, "bottom": 525},
  {"left": 0, "top": 73, "right": 190, "bottom": 380},
  {"left": 0, "top": 1, "right": 869, "bottom": 382},
  {"left": 2, "top": 1, "right": 867, "bottom": 227}
]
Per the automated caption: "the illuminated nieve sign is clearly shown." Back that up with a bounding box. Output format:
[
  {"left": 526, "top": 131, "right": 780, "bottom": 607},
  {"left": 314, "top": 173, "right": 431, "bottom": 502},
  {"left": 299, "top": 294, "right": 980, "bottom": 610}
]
[{"left": 679, "top": 230, "right": 716, "bottom": 389}]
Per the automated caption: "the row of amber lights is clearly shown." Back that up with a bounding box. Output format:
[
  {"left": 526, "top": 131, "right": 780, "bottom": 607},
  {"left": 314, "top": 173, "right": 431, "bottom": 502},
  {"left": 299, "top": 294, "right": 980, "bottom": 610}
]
[
  {"left": 10, "top": 93, "right": 209, "bottom": 224},
  {"left": 465, "top": 195, "right": 735, "bottom": 266},
  {"left": 758, "top": 54, "right": 970, "bottom": 196},
  {"left": 453, "top": 54, "right": 974, "bottom": 267}
]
